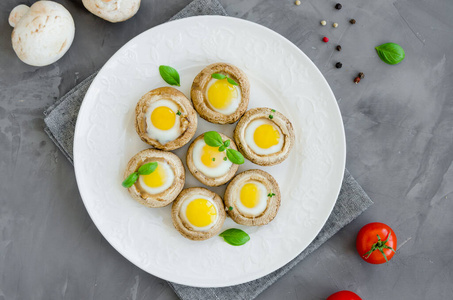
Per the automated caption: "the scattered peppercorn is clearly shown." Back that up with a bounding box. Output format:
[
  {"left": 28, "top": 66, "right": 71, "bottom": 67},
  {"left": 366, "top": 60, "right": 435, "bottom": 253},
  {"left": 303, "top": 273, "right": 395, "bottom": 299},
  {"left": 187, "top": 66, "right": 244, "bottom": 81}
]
[
  {"left": 336, "top": 45, "right": 342, "bottom": 51},
  {"left": 354, "top": 77, "right": 361, "bottom": 84},
  {"left": 322, "top": 36, "right": 329, "bottom": 43},
  {"left": 358, "top": 72, "right": 365, "bottom": 79},
  {"left": 320, "top": 20, "right": 327, "bottom": 26},
  {"left": 295, "top": 0, "right": 301, "bottom": 5},
  {"left": 335, "top": 3, "right": 342, "bottom": 10},
  {"left": 333, "top": 22, "right": 338, "bottom": 28},
  {"left": 335, "top": 62, "right": 343, "bottom": 69},
  {"left": 349, "top": 18, "right": 356, "bottom": 24}
]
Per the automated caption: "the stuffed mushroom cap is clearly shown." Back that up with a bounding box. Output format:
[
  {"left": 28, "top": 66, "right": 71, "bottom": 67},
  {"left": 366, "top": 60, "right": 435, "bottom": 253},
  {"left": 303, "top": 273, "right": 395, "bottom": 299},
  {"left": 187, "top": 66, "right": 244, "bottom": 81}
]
[
  {"left": 171, "top": 187, "right": 226, "bottom": 241},
  {"left": 224, "top": 169, "right": 281, "bottom": 226},
  {"left": 123, "top": 149, "right": 185, "bottom": 208}
]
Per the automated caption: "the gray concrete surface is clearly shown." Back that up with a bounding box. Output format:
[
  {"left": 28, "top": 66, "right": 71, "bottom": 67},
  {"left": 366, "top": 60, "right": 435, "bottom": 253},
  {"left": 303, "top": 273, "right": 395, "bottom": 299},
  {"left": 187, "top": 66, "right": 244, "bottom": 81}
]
[{"left": 1, "top": 0, "right": 452, "bottom": 299}]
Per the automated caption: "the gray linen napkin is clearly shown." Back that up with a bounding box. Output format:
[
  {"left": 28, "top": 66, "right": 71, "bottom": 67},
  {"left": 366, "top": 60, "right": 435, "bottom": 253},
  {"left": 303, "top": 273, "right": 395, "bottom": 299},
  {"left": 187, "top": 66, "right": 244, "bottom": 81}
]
[{"left": 43, "top": 0, "right": 373, "bottom": 299}]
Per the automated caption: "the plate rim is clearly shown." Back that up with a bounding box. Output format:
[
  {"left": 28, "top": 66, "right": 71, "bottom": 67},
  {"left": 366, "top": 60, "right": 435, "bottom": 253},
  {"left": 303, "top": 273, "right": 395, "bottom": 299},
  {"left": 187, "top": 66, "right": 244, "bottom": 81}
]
[{"left": 73, "top": 15, "right": 346, "bottom": 287}]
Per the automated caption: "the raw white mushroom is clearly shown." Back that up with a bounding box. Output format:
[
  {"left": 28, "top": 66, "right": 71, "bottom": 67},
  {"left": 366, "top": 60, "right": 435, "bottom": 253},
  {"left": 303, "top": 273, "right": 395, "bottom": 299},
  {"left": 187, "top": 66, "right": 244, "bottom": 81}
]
[
  {"left": 9, "top": 1, "right": 75, "bottom": 67},
  {"left": 82, "top": 0, "right": 141, "bottom": 23}
]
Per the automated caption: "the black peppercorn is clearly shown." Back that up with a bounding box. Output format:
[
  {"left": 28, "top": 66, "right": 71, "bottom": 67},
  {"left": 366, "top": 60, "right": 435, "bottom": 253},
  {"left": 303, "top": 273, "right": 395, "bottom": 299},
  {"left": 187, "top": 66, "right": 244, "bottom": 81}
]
[
  {"left": 336, "top": 45, "right": 342, "bottom": 51},
  {"left": 335, "top": 62, "right": 342, "bottom": 69},
  {"left": 358, "top": 72, "right": 365, "bottom": 79},
  {"left": 349, "top": 19, "right": 356, "bottom": 24},
  {"left": 335, "top": 3, "right": 342, "bottom": 9}
]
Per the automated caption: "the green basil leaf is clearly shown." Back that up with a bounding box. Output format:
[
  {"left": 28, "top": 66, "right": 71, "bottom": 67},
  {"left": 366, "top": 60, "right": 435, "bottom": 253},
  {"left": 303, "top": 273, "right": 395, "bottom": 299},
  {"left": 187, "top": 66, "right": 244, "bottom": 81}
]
[
  {"left": 122, "top": 172, "right": 139, "bottom": 188},
  {"left": 219, "top": 228, "right": 250, "bottom": 246},
  {"left": 375, "top": 43, "right": 405, "bottom": 65},
  {"left": 159, "top": 65, "right": 181, "bottom": 86},
  {"left": 138, "top": 162, "right": 158, "bottom": 175},
  {"left": 218, "top": 145, "right": 226, "bottom": 152},
  {"left": 226, "top": 148, "right": 245, "bottom": 165},
  {"left": 211, "top": 73, "right": 226, "bottom": 80},
  {"left": 227, "top": 77, "right": 238, "bottom": 86},
  {"left": 223, "top": 140, "right": 231, "bottom": 147},
  {"left": 204, "top": 131, "right": 223, "bottom": 147}
]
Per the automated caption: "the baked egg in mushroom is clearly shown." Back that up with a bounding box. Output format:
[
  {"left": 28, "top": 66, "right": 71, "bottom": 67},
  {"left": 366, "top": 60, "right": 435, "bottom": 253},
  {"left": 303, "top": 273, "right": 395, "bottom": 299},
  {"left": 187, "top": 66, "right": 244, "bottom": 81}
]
[
  {"left": 191, "top": 62, "right": 250, "bottom": 124},
  {"left": 135, "top": 87, "right": 197, "bottom": 151},
  {"left": 123, "top": 149, "right": 185, "bottom": 207},
  {"left": 171, "top": 187, "right": 226, "bottom": 241},
  {"left": 224, "top": 169, "right": 281, "bottom": 226},
  {"left": 186, "top": 133, "right": 239, "bottom": 187},
  {"left": 234, "top": 107, "right": 295, "bottom": 166}
]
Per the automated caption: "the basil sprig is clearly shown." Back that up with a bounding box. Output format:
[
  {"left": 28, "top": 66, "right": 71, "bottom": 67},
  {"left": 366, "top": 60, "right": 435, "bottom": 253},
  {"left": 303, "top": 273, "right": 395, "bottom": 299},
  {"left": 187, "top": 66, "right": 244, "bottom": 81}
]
[
  {"left": 375, "top": 43, "right": 405, "bottom": 65},
  {"left": 211, "top": 73, "right": 238, "bottom": 86},
  {"left": 122, "top": 162, "right": 158, "bottom": 188},
  {"left": 159, "top": 65, "right": 180, "bottom": 86},
  {"left": 203, "top": 131, "right": 245, "bottom": 165},
  {"left": 122, "top": 173, "right": 139, "bottom": 188},
  {"left": 204, "top": 131, "right": 223, "bottom": 147},
  {"left": 226, "top": 149, "right": 244, "bottom": 165},
  {"left": 219, "top": 228, "right": 250, "bottom": 246}
]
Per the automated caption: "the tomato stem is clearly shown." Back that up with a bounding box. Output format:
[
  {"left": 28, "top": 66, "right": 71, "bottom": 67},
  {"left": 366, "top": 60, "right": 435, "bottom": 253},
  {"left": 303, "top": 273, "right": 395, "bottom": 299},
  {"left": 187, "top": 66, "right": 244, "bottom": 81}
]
[{"left": 362, "top": 231, "right": 396, "bottom": 262}]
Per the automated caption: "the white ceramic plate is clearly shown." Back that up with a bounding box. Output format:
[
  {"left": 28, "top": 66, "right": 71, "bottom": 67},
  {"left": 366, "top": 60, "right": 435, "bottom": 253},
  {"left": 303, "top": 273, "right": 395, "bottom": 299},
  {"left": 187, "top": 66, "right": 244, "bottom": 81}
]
[{"left": 74, "top": 16, "right": 345, "bottom": 287}]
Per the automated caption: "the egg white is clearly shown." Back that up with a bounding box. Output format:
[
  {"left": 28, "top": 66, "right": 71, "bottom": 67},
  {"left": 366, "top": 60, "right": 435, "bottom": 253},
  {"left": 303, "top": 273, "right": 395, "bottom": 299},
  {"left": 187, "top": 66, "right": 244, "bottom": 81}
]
[
  {"left": 180, "top": 195, "right": 219, "bottom": 232},
  {"left": 145, "top": 99, "right": 182, "bottom": 145},
  {"left": 192, "top": 139, "right": 233, "bottom": 178},
  {"left": 245, "top": 119, "right": 284, "bottom": 155},
  {"left": 205, "top": 78, "right": 241, "bottom": 115},
  {"left": 235, "top": 181, "right": 269, "bottom": 217},
  {"left": 138, "top": 161, "right": 174, "bottom": 194}
]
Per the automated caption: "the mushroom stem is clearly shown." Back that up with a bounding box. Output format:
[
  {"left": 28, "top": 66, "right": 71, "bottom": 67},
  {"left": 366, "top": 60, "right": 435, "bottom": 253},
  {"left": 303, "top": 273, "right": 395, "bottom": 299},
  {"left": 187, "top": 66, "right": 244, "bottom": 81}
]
[{"left": 9, "top": 4, "right": 30, "bottom": 28}]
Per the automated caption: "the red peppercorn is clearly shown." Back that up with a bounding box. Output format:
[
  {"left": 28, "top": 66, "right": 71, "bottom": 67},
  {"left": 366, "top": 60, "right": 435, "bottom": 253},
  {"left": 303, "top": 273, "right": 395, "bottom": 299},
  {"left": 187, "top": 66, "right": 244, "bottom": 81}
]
[
  {"left": 322, "top": 37, "right": 329, "bottom": 43},
  {"left": 354, "top": 77, "right": 361, "bottom": 84}
]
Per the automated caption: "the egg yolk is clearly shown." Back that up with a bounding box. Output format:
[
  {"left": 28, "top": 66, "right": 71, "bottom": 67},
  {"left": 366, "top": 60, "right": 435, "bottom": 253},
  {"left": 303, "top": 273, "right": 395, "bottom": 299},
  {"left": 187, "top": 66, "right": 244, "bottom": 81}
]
[
  {"left": 200, "top": 144, "right": 226, "bottom": 168},
  {"left": 142, "top": 163, "right": 166, "bottom": 188},
  {"left": 240, "top": 183, "right": 261, "bottom": 208},
  {"left": 253, "top": 124, "right": 280, "bottom": 149},
  {"left": 151, "top": 106, "right": 176, "bottom": 131},
  {"left": 186, "top": 198, "right": 217, "bottom": 227},
  {"left": 207, "top": 78, "right": 238, "bottom": 110}
]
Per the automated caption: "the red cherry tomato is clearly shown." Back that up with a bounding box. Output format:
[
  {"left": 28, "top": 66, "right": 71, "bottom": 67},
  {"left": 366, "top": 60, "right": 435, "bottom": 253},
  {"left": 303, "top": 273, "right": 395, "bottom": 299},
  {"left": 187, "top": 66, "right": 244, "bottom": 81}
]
[
  {"left": 356, "top": 222, "right": 397, "bottom": 264},
  {"left": 327, "top": 290, "right": 362, "bottom": 300}
]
